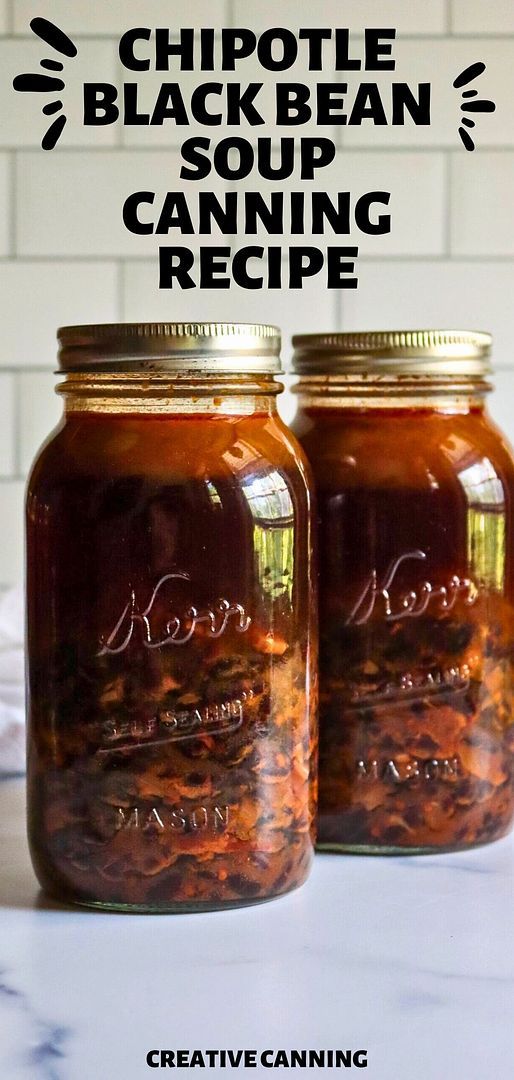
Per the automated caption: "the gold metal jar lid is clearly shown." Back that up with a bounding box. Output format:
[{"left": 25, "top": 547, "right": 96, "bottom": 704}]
[
  {"left": 291, "top": 329, "right": 492, "bottom": 377},
  {"left": 58, "top": 322, "right": 282, "bottom": 373}
]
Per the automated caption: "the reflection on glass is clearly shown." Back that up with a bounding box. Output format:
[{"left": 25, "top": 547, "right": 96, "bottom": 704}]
[
  {"left": 459, "top": 457, "right": 506, "bottom": 591},
  {"left": 242, "top": 470, "right": 295, "bottom": 600},
  {"left": 205, "top": 479, "right": 222, "bottom": 507}
]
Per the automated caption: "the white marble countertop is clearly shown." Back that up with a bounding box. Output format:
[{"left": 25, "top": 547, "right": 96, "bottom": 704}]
[{"left": 1, "top": 776, "right": 513, "bottom": 1080}]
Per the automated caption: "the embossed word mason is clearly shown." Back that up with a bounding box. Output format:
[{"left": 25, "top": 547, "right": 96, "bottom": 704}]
[
  {"left": 356, "top": 756, "right": 461, "bottom": 784},
  {"left": 345, "top": 550, "right": 479, "bottom": 627},
  {"left": 114, "top": 804, "right": 230, "bottom": 833},
  {"left": 98, "top": 572, "right": 251, "bottom": 655}
]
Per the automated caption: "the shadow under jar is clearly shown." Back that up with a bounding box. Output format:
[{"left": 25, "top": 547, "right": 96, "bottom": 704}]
[
  {"left": 26, "top": 322, "right": 318, "bottom": 911},
  {"left": 292, "top": 330, "right": 514, "bottom": 854}
]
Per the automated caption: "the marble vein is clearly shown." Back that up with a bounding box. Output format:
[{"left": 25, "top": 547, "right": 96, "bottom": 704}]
[{"left": 0, "top": 968, "right": 72, "bottom": 1080}]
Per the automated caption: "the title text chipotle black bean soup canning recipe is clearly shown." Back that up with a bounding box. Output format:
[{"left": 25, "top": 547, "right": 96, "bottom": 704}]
[
  {"left": 293, "top": 330, "right": 514, "bottom": 854},
  {"left": 26, "top": 323, "right": 317, "bottom": 912}
]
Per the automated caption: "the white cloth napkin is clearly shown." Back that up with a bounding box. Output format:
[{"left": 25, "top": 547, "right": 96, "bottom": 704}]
[{"left": 0, "top": 586, "right": 25, "bottom": 775}]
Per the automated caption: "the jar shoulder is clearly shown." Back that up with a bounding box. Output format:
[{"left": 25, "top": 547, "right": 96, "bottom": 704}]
[
  {"left": 293, "top": 406, "right": 514, "bottom": 497},
  {"left": 27, "top": 410, "right": 314, "bottom": 511}
]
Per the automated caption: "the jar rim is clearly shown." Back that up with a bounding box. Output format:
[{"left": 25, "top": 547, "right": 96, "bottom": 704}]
[
  {"left": 291, "top": 329, "right": 492, "bottom": 377},
  {"left": 57, "top": 322, "right": 282, "bottom": 374}
]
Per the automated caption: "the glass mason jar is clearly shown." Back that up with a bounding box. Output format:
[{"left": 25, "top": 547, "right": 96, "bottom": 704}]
[
  {"left": 292, "top": 329, "right": 514, "bottom": 854},
  {"left": 27, "top": 322, "right": 317, "bottom": 911}
]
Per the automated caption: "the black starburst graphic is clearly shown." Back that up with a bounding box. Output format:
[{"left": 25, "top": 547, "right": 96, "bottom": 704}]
[
  {"left": 453, "top": 62, "right": 496, "bottom": 151},
  {"left": 13, "top": 18, "right": 77, "bottom": 150}
]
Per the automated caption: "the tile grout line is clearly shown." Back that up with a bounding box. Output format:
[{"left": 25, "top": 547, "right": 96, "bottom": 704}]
[
  {"left": 115, "top": 43, "right": 125, "bottom": 148},
  {"left": 444, "top": 153, "right": 452, "bottom": 258},
  {"left": 11, "top": 371, "right": 22, "bottom": 478},
  {"left": 10, "top": 145, "right": 514, "bottom": 154},
  {"left": 117, "top": 260, "right": 126, "bottom": 320},
  {"left": 334, "top": 281, "right": 343, "bottom": 331},
  {"left": 8, "top": 152, "right": 16, "bottom": 258},
  {"left": 447, "top": 0, "right": 453, "bottom": 35},
  {"left": 4, "top": 32, "right": 514, "bottom": 41},
  {"left": 2, "top": 255, "right": 514, "bottom": 265}
]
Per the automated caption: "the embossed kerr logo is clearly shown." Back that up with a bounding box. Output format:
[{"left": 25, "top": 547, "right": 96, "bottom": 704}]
[
  {"left": 345, "top": 550, "right": 480, "bottom": 627},
  {"left": 96, "top": 572, "right": 252, "bottom": 755},
  {"left": 98, "top": 572, "right": 251, "bottom": 656}
]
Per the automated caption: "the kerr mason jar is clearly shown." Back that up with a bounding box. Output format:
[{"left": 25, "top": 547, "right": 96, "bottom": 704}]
[
  {"left": 27, "top": 322, "right": 317, "bottom": 910},
  {"left": 292, "top": 330, "right": 514, "bottom": 853}
]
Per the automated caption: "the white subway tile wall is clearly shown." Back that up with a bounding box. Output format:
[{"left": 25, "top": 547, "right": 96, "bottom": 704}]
[
  {"left": 0, "top": 39, "right": 120, "bottom": 148},
  {"left": 231, "top": 2, "right": 448, "bottom": 35},
  {"left": 0, "top": 262, "right": 119, "bottom": 366},
  {"left": 341, "top": 39, "right": 513, "bottom": 148},
  {"left": 342, "top": 261, "right": 514, "bottom": 367},
  {"left": 0, "top": 2, "right": 513, "bottom": 584},
  {"left": 0, "top": 374, "right": 15, "bottom": 476},
  {"left": 0, "top": 153, "right": 10, "bottom": 254},
  {"left": 18, "top": 371, "right": 62, "bottom": 476},
  {"left": 451, "top": 152, "right": 514, "bottom": 255},
  {"left": 452, "top": 1, "right": 514, "bottom": 34},
  {"left": 16, "top": 150, "right": 230, "bottom": 256},
  {"left": 14, "top": 1, "right": 227, "bottom": 35},
  {"left": 0, "top": 481, "right": 25, "bottom": 587}
]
